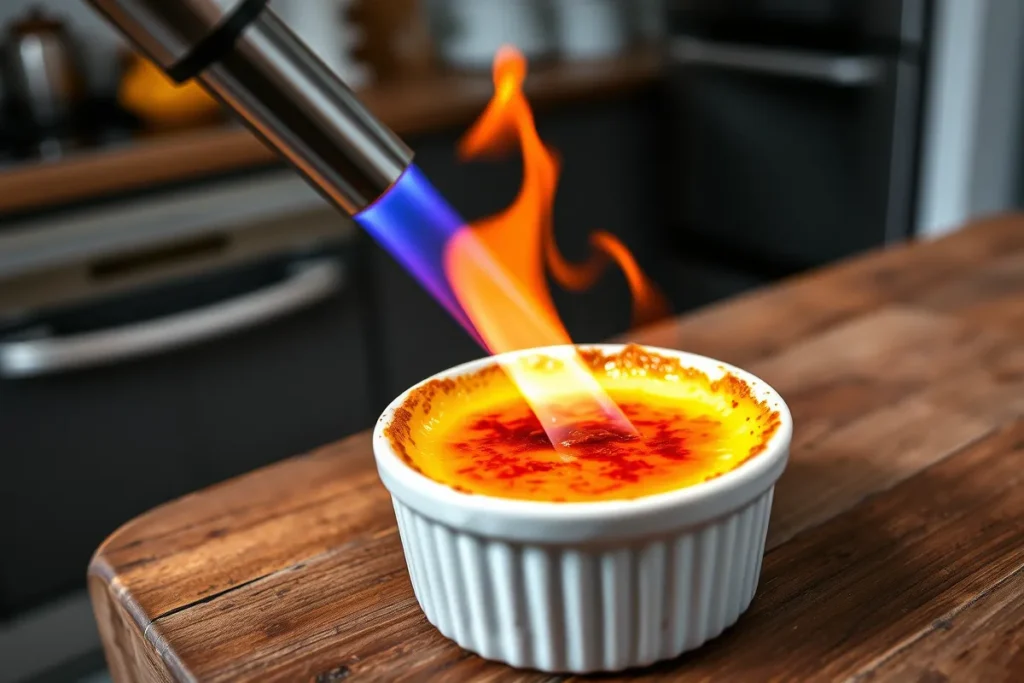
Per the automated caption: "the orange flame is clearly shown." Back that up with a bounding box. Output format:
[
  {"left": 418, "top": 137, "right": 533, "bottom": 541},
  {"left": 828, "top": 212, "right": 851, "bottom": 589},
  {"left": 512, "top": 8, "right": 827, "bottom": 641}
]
[{"left": 443, "top": 46, "right": 668, "bottom": 446}]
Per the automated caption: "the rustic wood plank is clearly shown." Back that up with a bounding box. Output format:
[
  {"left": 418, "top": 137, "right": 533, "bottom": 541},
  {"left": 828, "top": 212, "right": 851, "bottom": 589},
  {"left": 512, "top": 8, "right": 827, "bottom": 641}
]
[
  {"left": 87, "top": 217, "right": 1024, "bottom": 681},
  {"left": 768, "top": 387, "right": 993, "bottom": 549},
  {"left": 625, "top": 274, "right": 880, "bottom": 368},
  {"left": 92, "top": 438, "right": 388, "bottom": 620},
  {"left": 850, "top": 565, "right": 1024, "bottom": 682},
  {"left": 912, "top": 249, "right": 1024, "bottom": 335},
  {"left": 747, "top": 306, "right": 1017, "bottom": 546},
  {"left": 88, "top": 575, "right": 175, "bottom": 683},
  {"left": 746, "top": 306, "right": 1004, "bottom": 394}
]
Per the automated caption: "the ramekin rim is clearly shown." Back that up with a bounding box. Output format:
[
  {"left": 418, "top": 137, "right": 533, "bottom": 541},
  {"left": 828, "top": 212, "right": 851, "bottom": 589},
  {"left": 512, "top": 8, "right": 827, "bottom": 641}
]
[{"left": 372, "top": 343, "right": 792, "bottom": 521}]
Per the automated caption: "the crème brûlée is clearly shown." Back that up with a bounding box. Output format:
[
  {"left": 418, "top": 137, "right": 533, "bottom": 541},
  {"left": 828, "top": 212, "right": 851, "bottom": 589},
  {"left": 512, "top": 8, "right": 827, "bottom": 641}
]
[{"left": 385, "top": 345, "right": 782, "bottom": 503}]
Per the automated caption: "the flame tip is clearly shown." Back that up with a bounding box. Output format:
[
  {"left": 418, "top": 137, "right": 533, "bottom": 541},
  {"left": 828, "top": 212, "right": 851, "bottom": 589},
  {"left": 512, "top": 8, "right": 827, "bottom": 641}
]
[
  {"left": 447, "top": 46, "right": 667, "bottom": 445},
  {"left": 493, "top": 45, "right": 528, "bottom": 88}
]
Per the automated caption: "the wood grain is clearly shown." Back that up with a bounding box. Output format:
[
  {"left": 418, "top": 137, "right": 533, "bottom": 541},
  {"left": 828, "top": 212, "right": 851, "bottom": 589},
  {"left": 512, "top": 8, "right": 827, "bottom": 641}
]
[
  {"left": 88, "top": 573, "right": 175, "bottom": 683},
  {"left": 91, "top": 438, "right": 390, "bottom": 619},
  {"left": 88, "top": 216, "right": 1024, "bottom": 681},
  {"left": 0, "top": 50, "right": 660, "bottom": 217},
  {"left": 852, "top": 565, "right": 1024, "bottom": 682}
]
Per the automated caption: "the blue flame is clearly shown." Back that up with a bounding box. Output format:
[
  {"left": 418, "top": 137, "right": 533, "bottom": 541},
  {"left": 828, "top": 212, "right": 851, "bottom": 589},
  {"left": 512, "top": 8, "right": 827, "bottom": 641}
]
[{"left": 355, "top": 165, "right": 483, "bottom": 346}]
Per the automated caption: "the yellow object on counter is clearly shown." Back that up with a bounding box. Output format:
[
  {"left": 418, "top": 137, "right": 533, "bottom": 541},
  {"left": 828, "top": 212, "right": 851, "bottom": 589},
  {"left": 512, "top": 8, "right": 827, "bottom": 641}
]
[{"left": 119, "top": 53, "right": 223, "bottom": 130}]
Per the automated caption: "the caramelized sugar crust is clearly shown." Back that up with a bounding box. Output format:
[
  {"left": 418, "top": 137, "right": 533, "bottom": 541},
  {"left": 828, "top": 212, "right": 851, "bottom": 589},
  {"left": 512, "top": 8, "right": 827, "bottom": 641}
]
[{"left": 384, "top": 345, "right": 781, "bottom": 502}]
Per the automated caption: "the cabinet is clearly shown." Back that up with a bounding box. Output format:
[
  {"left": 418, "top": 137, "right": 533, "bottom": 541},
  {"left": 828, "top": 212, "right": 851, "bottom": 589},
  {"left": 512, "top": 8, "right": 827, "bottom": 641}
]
[{"left": 0, "top": 244, "right": 372, "bottom": 618}]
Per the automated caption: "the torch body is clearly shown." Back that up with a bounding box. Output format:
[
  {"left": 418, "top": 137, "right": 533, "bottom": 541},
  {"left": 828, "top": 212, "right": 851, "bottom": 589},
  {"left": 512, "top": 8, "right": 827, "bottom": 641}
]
[{"left": 85, "top": 0, "right": 413, "bottom": 215}]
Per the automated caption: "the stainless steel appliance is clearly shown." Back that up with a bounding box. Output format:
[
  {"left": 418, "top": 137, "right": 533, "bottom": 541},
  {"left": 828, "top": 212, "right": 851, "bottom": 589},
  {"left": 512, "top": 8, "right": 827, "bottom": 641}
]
[
  {"left": 0, "top": 173, "right": 377, "bottom": 683},
  {"left": 665, "top": 0, "right": 930, "bottom": 273}
]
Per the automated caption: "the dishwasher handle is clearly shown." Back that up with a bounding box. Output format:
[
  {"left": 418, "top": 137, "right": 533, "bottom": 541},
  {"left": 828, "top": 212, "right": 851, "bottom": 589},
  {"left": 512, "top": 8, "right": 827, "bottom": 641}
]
[
  {"left": 0, "top": 258, "right": 344, "bottom": 379},
  {"left": 669, "top": 37, "right": 885, "bottom": 87}
]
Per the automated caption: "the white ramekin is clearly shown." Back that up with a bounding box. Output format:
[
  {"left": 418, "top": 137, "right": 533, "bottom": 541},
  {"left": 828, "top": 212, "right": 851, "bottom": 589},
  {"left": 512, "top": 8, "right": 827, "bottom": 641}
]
[{"left": 373, "top": 344, "right": 792, "bottom": 673}]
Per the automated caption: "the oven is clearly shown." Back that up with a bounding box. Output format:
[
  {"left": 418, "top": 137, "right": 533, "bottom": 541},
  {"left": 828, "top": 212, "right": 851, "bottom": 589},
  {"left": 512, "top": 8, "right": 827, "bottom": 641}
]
[
  {"left": 664, "top": 0, "right": 930, "bottom": 274},
  {"left": 0, "top": 173, "right": 377, "bottom": 682}
]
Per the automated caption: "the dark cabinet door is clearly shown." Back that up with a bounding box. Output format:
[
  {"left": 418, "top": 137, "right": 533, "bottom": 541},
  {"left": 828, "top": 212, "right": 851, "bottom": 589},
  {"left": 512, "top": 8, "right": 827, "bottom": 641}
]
[
  {"left": 666, "top": 38, "right": 920, "bottom": 270},
  {"left": 0, "top": 245, "right": 372, "bottom": 617}
]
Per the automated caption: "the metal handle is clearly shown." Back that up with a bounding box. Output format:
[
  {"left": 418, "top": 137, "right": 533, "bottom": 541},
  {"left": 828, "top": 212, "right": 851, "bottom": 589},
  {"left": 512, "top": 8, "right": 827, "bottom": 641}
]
[
  {"left": 670, "top": 37, "right": 884, "bottom": 86},
  {"left": 0, "top": 258, "right": 343, "bottom": 379}
]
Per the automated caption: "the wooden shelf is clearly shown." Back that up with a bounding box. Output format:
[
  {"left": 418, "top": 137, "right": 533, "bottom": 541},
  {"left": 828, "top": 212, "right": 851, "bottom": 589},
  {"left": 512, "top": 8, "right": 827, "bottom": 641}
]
[{"left": 0, "top": 50, "right": 662, "bottom": 217}]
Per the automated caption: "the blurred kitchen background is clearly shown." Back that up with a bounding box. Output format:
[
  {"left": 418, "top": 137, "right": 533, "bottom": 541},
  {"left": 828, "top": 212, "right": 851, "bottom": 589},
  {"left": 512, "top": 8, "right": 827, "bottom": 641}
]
[{"left": 1, "top": 0, "right": 1022, "bottom": 681}]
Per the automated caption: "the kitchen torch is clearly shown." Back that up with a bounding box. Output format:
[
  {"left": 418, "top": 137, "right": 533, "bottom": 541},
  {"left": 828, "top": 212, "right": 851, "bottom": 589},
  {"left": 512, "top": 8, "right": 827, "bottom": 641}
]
[
  {"left": 84, "top": 0, "right": 412, "bottom": 216},
  {"left": 83, "top": 0, "right": 544, "bottom": 346}
]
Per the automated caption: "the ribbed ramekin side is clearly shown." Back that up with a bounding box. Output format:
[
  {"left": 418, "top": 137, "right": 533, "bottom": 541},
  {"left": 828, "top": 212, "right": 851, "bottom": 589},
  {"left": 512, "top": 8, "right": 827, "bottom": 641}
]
[{"left": 391, "top": 487, "right": 775, "bottom": 674}]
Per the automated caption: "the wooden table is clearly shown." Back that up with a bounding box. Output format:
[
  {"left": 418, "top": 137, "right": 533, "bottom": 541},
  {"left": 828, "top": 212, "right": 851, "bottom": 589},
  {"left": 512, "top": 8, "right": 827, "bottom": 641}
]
[{"left": 89, "top": 216, "right": 1024, "bottom": 682}]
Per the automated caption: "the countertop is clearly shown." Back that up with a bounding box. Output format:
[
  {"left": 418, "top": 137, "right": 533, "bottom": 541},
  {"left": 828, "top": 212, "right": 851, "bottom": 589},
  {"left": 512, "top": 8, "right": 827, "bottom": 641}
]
[
  {"left": 0, "top": 50, "right": 661, "bottom": 218},
  {"left": 87, "top": 215, "right": 1024, "bottom": 681}
]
